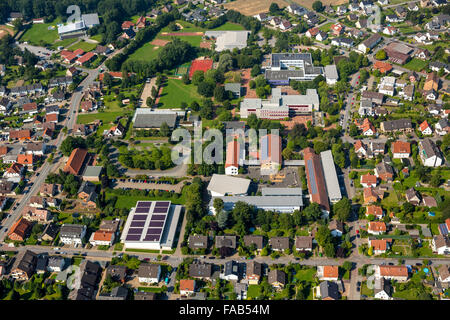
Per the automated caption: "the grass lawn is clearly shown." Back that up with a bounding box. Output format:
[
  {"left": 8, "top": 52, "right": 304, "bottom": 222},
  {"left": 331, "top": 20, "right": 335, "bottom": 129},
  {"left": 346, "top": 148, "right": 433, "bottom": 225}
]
[
  {"left": 114, "top": 243, "right": 124, "bottom": 251},
  {"left": 105, "top": 193, "right": 186, "bottom": 210},
  {"left": 90, "top": 34, "right": 103, "bottom": 42},
  {"left": 161, "top": 20, "right": 205, "bottom": 33},
  {"left": 361, "top": 282, "right": 374, "bottom": 297},
  {"left": 381, "top": 190, "right": 399, "bottom": 207},
  {"left": 319, "top": 22, "right": 333, "bottom": 32},
  {"left": 158, "top": 35, "right": 202, "bottom": 47},
  {"left": 77, "top": 111, "right": 129, "bottom": 125},
  {"left": 137, "top": 286, "right": 164, "bottom": 292},
  {"left": 52, "top": 37, "right": 78, "bottom": 49},
  {"left": 158, "top": 79, "right": 202, "bottom": 108},
  {"left": 430, "top": 223, "right": 439, "bottom": 235},
  {"left": 403, "top": 58, "right": 428, "bottom": 72},
  {"left": 21, "top": 18, "right": 61, "bottom": 46},
  {"left": 247, "top": 285, "right": 260, "bottom": 299},
  {"left": 127, "top": 42, "right": 162, "bottom": 62},
  {"left": 294, "top": 268, "right": 316, "bottom": 282},
  {"left": 212, "top": 22, "right": 245, "bottom": 31},
  {"left": 67, "top": 40, "right": 98, "bottom": 52}
]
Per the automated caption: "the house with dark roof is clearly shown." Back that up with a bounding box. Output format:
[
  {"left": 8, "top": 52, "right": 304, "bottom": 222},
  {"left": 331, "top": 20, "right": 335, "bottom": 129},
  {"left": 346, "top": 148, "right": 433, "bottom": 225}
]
[
  {"left": 188, "top": 235, "right": 208, "bottom": 250},
  {"left": 243, "top": 235, "right": 264, "bottom": 251},
  {"left": 10, "top": 250, "right": 37, "bottom": 280},
  {"left": 246, "top": 261, "right": 262, "bottom": 284},
  {"left": 189, "top": 263, "right": 213, "bottom": 279},
  {"left": 268, "top": 269, "right": 286, "bottom": 289},
  {"left": 215, "top": 235, "right": 237, "bottom": 249},
  {"left": 269, "top": 237, "right": 290, "bottom": 251},
  {"left": 318, "top": 281, "right": 340, "bottom": 300},
  {"left": 138, "top": 264, "right": 161, "bottom": 283}
]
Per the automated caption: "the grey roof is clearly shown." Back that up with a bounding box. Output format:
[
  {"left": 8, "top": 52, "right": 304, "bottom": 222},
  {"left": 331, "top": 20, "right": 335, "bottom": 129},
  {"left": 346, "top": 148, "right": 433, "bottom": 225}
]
[
  {"left": 224, "top": 83, "right": 241, "bottom": 93},
  {"left": 83, "top": 166, "right": 102, "bottom": 177},
  {"left": 134, "top": 291, "right": 156, "bottom": 300},
  {"left": 11, "top": 250, "right": 37, "bottom": 278},
  {"left": 320, "top": 281, "right": 340, "bottom": 300},
  {"left": 189, "top": 263, "right": 212, "bottom": 278},
  {"left": 295, "top": 236, "right": 313, "bottom": 249},
  {"left": 362, "top": 33, "right": 382, "bottom": 49},
  {"left": 48, "top": 256, "right": 65, "bottom": 268},
  {"left": 420, "top": 138, "right": 441, "bottom": 159},
  {"left": 324, "top": 65, "right": 339, "bottom": 80},
  {"left": 82, "top": 13, "right": 100, "bottom": 28},
  {"left": 132, "top": 109, "right": 177, "bottom": 129},
  {"left": 268, "top": 269, "right": 286, "bottom": 285},
  {"left": 204, "top": 30, "right": 250, "bottom": 52},
  {"left": 189, "top": 235, "right": 208, "bottom": 249},
  {"left": 138, "top": 263, "right": 160, "bottom": 278},
  {"left": 207, "top": 174, "right": 250, "bottom": 196},
  {"left": 243, "top": 235, "right": 264, "bottom": 249},
  {"left": 320, "top": 150, "right": 342, "bottom": 202},
  {"left": 382, "top": 118, "right": 412, "bottom": 131},
  {"left": 215, "top": 235, "right": 237, "bottom": 249},
  {"left": 223, "top": 260, "right": 239, "bottom": 277},
  {"left": 261, "top": 188, "right": 303, "bottom": 196},
  {"left": 269, "top": 237, "right": 290, "bottom": 250},
  {"left": 60, "top": 224, "right": 85, "bottom": 238}
]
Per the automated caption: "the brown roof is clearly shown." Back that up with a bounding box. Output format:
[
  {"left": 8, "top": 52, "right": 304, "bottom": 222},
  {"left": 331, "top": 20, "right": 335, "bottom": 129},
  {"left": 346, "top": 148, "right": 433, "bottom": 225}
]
[
  {"left": 295, "top": 236, "right": 313, "bottom": 249},
  {"left": 93, "top": 230, "right": 113, "bottom": 242},
  {"left": 17, "top": 154, "right": 34, "bottom": 165},
  {"left": 369, "top": 221, "right": 387, "bottom": 232},
  {"left": 9, "top": 130, "right": 31, "bottom": 140},
  {"left": 392, "top": 141, "right": 411, "bottom": 154},
  {"left": 361, "top": 173, "right": 377, "bottom": 185},
  {"left": 8, "top": 217, "right": 32, "bottom": 240},
  {"left": 438, "top": 265, "right": 450, "bottom": 281},
  {"left": 366, "top": 205, "right": 383, "bottom": 217},
  {"left": 303, "top": 147, "right": 330, "bottom": 212},
  {"left": 322, "top": 266, "right": 339, "bottom": 278},
  {"left": 269, "top": 236, "right": 290, "bottom": 250},
  {"left": 370, "top": 239, "right": 388, "bottom": 251},
  {"left": 64, "top": 148, "right": 88, "bottom": 175},
  {"left": 22, "top": 102, "right": 37, "bottom": 111},
  {"left": 179, "top": 279, "right": 195, "bottom": 292}
]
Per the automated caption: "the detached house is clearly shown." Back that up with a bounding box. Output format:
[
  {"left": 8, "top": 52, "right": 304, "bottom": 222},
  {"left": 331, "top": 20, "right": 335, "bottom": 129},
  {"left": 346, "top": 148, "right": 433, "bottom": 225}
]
[
  {"left": 369, "top": 238, "right": 390, "bottom": 254},
  {"left": 392, "top": 141, "right": 411, "bottom": 158},
  {"left": 432, "top": 235, "right": 450, "bottom": 254},
  {"left": 419, "top": 138, "right": 443, "bottom": 167},
  {"left": 138, "top": 264, "right": 161, "bottom": 283},
  {"left": 419, "top": 120, "right": 433, "bottom": 135},
  {"left": 366, "top": 205, "right": 384, "bottom": 219},
  {"left": 246, "top": 261, "right": 262, "bottom": 285},
  {"left": 368, "top": 222, "right": 387, "bottom": 235},
  {"left": 360, "top": 173, "right": 377, "bottom": 188},
  {"left": 376, "top": 265, "right": 408, "bottom": 281},
  {"left": 317, "top": 265, "right": 339, "bottom": 281}
]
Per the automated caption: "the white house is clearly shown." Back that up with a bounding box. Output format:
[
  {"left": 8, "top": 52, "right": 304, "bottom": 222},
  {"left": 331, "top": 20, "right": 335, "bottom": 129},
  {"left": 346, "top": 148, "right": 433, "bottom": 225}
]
[
  {"left": 374, "top": 278, "right": 392, "bottom": 300},
  {"left": 438, "top": 265, "right": 450, "bottom": 282},
  {"left": 383, "top": 26, "right": 398, "bottom": 36},
  {"left": 59, "top": 224, "right": 86, "bottom": 246},
  {"left": 378, "top": 0, "right": 389, "bottom": 5},
  {"left": 419, "top": 121, "right": 433, "bottom": 135},
  {"left": 324, "top": 65, "right": 339, "bottom": 85},
  {"left": 47, "top": 257, "right": 65, "bottom": 272},
  {"left": 89, "top": 230, "right": 115, "bottom": 246},
  {"left": 432, "top": 235, "right": 450, "bottom": 255},
  {"left": 419, "top": 139, "right": 443, "bottom": 167}
]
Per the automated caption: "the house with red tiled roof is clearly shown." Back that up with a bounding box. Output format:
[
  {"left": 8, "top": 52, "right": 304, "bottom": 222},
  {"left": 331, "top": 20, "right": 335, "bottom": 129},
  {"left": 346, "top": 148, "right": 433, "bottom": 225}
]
[
  {"left": 366, "top": 205, "right": 384, "bottom": 219},
  {"left": 376, "top": 265, "right": 408, "bottom": 281},
  {"left": 331, "top": 23, "right": 344, "bottom": 36},
  {"left": 45, "top": 113, "right": 59, "bottom": 123},
  {"left": 76, "top": 52, "right": 96, "bottom": 66},
  {"left": 8, "top": 217, "right": 32, "bottom": 241},
  {"left": 3, "top": 163, "right": 24, "bottom": 182},
  {"left": 374, "top": 60, "right": 393, "bottom": 74},
  {"left": 354, "top": 140, "right": 367, "bottom": 157},
  {"left": 419, "top": 120, "right": 433, "bottom": 135},
  {"left": 306, "top": 27, "right": 319, "bottom": 37},
  {"left": 121, "top": 21, "right": 135, "bottom": 30},
  {"left": 90, "top": 230, "right": 115, "bottom": 246},
  {"left": 360, "top": 173, "right": 377, "bottom": 188},
  {"left": 368, "top": 221, "right": 387, "bottom": 235},
  {"left": 63, "top": 148, "right": 88, "bottom": 175},
  {"left": 180, "top": 279, "right": 196, "bottom": 297},
  {"left": 392, "top": 141, "right": 411, "bottom": 158},
  {"left": 9, "top": 129, "right": 31, "bottom": 140},
  {"left": 317, "top": 266, "right": 339, "bottom": 281},
  {"left": 136, "top": 16, "right": 147, "bottom": 29},
  {"left": 364, "top": 187, "right": 384, "bottom": 204},
  {"left": 369, "top": 239, "right": 390, "bottom": 254},
  {"left": 17, "top": 154, "right": 34, "bottom": 167},
  {"left": 303, "top": 147, "right": 330, "bottom": 213},
  {"left": 361, "top": 118, "right": 376, "bottom": 136}
]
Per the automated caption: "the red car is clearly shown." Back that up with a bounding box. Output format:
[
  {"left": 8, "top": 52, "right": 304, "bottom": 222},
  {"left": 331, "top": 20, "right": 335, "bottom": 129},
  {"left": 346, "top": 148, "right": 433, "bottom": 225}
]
[
  {"left": 358, "top": 75, "right": 360, "bottom": 79},
  {"left": 356, "top": 81, "right": 359, "bottom": 84}
]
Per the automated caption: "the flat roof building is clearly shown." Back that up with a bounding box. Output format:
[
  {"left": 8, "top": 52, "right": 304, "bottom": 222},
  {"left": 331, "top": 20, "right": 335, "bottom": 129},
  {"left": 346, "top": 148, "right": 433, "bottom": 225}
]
[
  {"left": 320, "top": 150, "right": 342, "bottom": 203},
  {"left": 120, "top": 201, "right": 182, "bottom": 250},
  {"left": 204, "top": 30, "right": 250, "bottom": 52},
  {"left": 207, "top": 174, "right": 251, "bottom": 197},
  {"left": 132, "top": 109, "right": 178, "bottom": 129},
  {"left": 208, "top": 195, "right": 303, "bottom": 214}
]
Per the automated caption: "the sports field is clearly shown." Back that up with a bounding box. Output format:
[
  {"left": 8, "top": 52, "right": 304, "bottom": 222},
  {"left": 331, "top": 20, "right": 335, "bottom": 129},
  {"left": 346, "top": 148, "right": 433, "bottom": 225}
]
[
  {"left": 127, "top": 42, "right": 163, "bottom": 62},
  {"left": 20, "top": 18, "right": 61, "bottom": 45},
  {"left": 158, "top": 35, "right": 203, "bottom": 47},
  {"left": 0, "top": 25, "right": 15, "bottom": 39},
  {"left": 158, "top": 79, "right": 202, "bottom": 108}
]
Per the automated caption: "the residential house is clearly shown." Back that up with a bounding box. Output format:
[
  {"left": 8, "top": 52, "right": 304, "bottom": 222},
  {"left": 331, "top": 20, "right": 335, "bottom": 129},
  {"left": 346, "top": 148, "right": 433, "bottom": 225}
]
[
  {"left": 220, "top": 260, "right": 239, "bottom": 281},
  {"left": 10, "top": 250, "right": 37, "bottom": 280},
  {"left": 215, "top": 235, "right": 237, "bottom": 250},
  {"left": 360, "top": 173, "right": 377, "bottom": 188},
  {"left": 180, "top": 279, "right": 196, "bottom": 297},
  {"left": 106, "top": 265, "right": 127, "bottom": 283},
  {"left": 369, "top": 238, "right": 390, "bottom": 254},
  {"left": 8, "top": 217, "right": 32, "bottom": 241},
  {"left": 374, "top": 161, "right": 394, "bottom": 182},
  {"left": 59, "top": 224, "right": 86, "bottom": 245},
  {"left": 318, "top": 265, "right": 339, "bottom": 281},
  {"left": 318, "top": 281, "right": 340, "bottom": 300},
  {"left": 419, "top": 120, "right": 433, "bottom": 135},
  {"left": 392, "top": 141, "right": 411, "bottom": 158},
  {"left": 423, "top": 72, "right": 439, "bottom": 91},
  {"left": 246, "top": 261, "right": 262, "bottom": 285},
  {"left": 366, "top": 205, "right": 384, "bottom": 219},
  {"left": 138, "top": 264, "right": 161, "bottom": 283},
  {"left": 188, "top": 235, "right": 208, "bottom": 251},
  {"left": 432, "top": 235, "right": 450, "bottom": 254},
  {"left": 374, "top": 278, "right": 393, "bottom": 300},
  {"left": 268, "top": 269, "right": 286, "bottom": 289},
  {"left": 376, "top": 265, "right": 409, "bottom": 281},
  {"left": 269, "top": 237, "right": 290, "bottom": 251},
  {"left": 368, "top": 222, "right": 387, "bottom": 235},
  {"left": 47, "top": 256, "right": 66, "bottom": 272},
  {"left": 380, "top": 119, "right": 412, "bottom": 133},
  {"left": 39, "top": 223, "right": 59, "bottom": 242},
  {"left": 438, "top": 265, "right": 450, "bottom": 282},
  {"left": 243, "top": 235, "right": 264, "bottom": 251},
  {"left": 295, "top": 236, "right": 313, "bottom": 252},
  {"left": 364, "top": 187, "right": 385, "bottom": 203},
  {"left": 189, "top": 263, "right": 212, "bottom": 279},
  {"left": 329, "top": 220, "right": 344, "bottom": 237},
  {"left": 419, "top": 138, "right": 443, "bottom": 167}
]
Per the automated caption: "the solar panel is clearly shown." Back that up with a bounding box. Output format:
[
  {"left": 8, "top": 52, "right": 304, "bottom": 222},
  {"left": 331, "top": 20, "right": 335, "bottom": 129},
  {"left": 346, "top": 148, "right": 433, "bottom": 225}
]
[
  {"left": 137, "top": 201, "right": 152, "bottom": 207},
  {"left": 307, "top": 159, "right": 318, "bottom": 194},
  {"left": 132, "top": 215, "right": 148, "bottom": 220},
  {"left": 128, "top": 228, "right": 143, "bottom": 234},
  {"left": 144, "top": 235, "right": 160, "bottom": 241},
  {"left": 130, "top": 221, "right": 145, "bottom": 227},
  {"left": 126, "top": 234, "right": 141, "bottom": 241},
  {"left": 155, "top": 201, "right": 170, "bottom": 207},
  {"left": 146, "top": 228, "right": 162, "bottom": 235},
  {"left": 151, "top": 214, "right": 166, "bottom": 220},
  {"left": 135, "top": 208, "right": 150, "bottom": 213},
  {"left": 153, "top": 207, "right": 168, "bottom": 214},
  {"left": 149, "top": 221, "right": 164, "bottom": 227}
]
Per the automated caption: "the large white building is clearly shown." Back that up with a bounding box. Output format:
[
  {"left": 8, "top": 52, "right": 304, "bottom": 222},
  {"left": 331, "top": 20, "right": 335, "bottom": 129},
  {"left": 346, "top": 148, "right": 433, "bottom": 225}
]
[
  {"left": 240, "top": 88, "right": 320, "bottom": 119},
  {"left": 207, "top": 174, "right": 250, "bottom": 197},
  {"left": 320, "top": 150, "right": 342, "bottom": 203},
  {"left": 120, "top": 201, "right": 182, "bottom": 250},
  {"left": 57, "top": 13, "right": 99, "bottom": 39},
  {"left": 324, "top": 65, "right": 339, "bottom": 85},
  {"left": 204, "top": 30, "right": 251, "bottom": 52}
]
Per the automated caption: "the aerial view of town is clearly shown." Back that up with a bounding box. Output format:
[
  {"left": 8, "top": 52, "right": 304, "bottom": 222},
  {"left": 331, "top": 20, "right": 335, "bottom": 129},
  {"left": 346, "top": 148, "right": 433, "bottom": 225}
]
[{"left": 0, "top": 0, "right": 449, "bottom": 304}]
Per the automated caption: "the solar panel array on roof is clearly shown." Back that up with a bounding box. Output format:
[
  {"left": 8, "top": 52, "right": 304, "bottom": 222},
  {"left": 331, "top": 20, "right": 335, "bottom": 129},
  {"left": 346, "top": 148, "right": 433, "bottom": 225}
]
[
  {"left": 135, "top": 208, "right": 150, "bottom": 213},
  {"left": 128, "top": 228, "right": 143, "bottom": 234},
  {"left": 439, "top": 224, "right": 448, "bottom": 236},
  {"left": 130, "top": 221, "right": 145, "bottom": 227},
  {"left": 147, "top": 228, "right": 162, "bottom": 235},
  {"left": 149, "top": 221, "right": 164, "bottom": 227},
  {"left": 153, "top": 207, "right": 168, "bottom": 213},
  {"left": 137, "top": 201, "right": 152, "bottom": 207},
  {"left": 133, "top": 214, "right": 148, "bottom": 220},
  {"left": 126, "top": 234, "right": 141, "bottom": 241},
  {"left": 151, "top": 215, "right": 166, "bottom": 221},
  {"left": 307, "top": 159, "right": 318, "bottom": 194}
]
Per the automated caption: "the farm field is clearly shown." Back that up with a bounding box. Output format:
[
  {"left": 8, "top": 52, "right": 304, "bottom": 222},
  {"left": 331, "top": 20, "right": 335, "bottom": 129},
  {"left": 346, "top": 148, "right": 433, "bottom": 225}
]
[
  {"left": 67, "top": 40, "right": 98, "bottom": 52},
  {"left": 293, "top": 0, "right": 348, "bottom": 9},
  {"left": 223, "top": 0, "right": 289, "bottom": 16},
  {"left": 157, "top": 79, "right": 202, "bottom": 108},
  {"left": 20, "top": 18, "right": 61, "bottom": 46}
]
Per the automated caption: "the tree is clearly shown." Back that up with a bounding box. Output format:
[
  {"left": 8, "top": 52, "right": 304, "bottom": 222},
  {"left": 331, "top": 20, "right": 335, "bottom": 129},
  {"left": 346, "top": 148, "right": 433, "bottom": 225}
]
[
  {"left": 251, "top": 64, "right": 261, "bottom": 77},
  {"left": 181, "top": 73, "right": 190, "bottom": 84},
  {"left": 213, "top": 85, "right": 226, "bottom": 102},
  {"left": 367, "top": 246, "right": 373, "bottom": 256},
  {"left": 342, "top": 261, "right": 353, "bottom": 272},
  {"left": 197, "top": 81, "right": 214, "bottom": 97},
  {"left": 375, "top": 49, "right": 387, "bottom": 60},
  {"left": 269, "top": 3, "right": 280, "bottom": 14},
  {"left": 312, "top": 1, "right": 324, "bottom": 12},
  {"left": 160, "top": 122, "right": 170, "bottom": 137},
  {"left": 213, "top": 198, "right": 224, "bottom": 214},
  {"left": 430, "top": 174, "right": 441, "bottom": 187},
  {"left": 192, "top": 70, "right": 205, "bottom": 85},
  {"left": 403, "top": 202, "right": 415, "bottom": 214},
  {"left": 333, "top": 197, "right": 352, "bottom": 222},
  {"left": 217, "top": 210, "right": 229, "bottom": 229}
]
